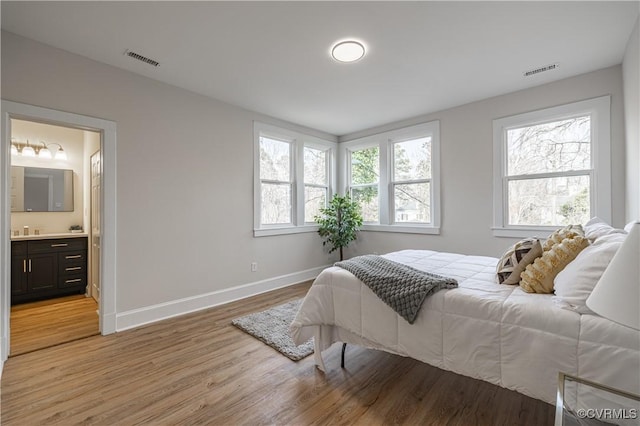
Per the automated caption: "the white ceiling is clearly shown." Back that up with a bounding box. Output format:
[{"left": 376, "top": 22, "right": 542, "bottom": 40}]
[{"left": 2, "top": 1, "right": 638, "bottom": 136}]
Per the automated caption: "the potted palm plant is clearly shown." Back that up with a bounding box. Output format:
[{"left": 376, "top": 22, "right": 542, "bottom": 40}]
[{"left": 315, "top": 194, "right": 363, "bottom": 261}]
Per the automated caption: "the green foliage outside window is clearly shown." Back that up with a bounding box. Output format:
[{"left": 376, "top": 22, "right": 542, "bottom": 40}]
[
  {"left": 559, "top": 187, "right": 590, "bottom": 225},
  {"left": 351, "top": 147, "right": 379, "bottom": 201}
]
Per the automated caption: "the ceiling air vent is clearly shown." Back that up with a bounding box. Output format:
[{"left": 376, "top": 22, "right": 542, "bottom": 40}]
[
  {"left": 523, "top": 63, "right": 558, "bottom": 77},
  {"left": 124, "top": 50, "right": 160, "bottom": 67}
]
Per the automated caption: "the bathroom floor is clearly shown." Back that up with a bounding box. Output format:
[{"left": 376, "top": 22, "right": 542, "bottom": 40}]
[{"left": 10, "top": 295, "right": 99, "bottom": 356}]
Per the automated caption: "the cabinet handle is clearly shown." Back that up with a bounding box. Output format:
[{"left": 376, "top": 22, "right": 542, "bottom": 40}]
[
  {"left": 28, "top": 259, "right": 32, "bottom": 273},
  {"left": 65, "top": 255, "right": 82, "bottom": 259},
  {"left": 66, "top": 267, "right": 82, "bottom": 271},
  {"left": 65, "top": 278, "right": 82, "bottom": 284},
  {"left": 23, "top": 259, "right": 26, "bottom": 273},
  {"left": 51, "top": 243, "right": 68, "bottom": 248}
]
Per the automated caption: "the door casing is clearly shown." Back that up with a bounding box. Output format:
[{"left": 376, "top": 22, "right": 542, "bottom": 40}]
[{"left": 1, "top": 100, "right": 117, "bottom": 363}]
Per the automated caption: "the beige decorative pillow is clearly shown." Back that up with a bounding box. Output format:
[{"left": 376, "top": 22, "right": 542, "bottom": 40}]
[
  {"left": 520, "top": 235, "right": 589, "bottom": 294},
  {"left": 496, "top": 238, "right": 543, "bottom": 285},
  {"left": 542, "top": 224, "right": 584, "bottom": 251}
]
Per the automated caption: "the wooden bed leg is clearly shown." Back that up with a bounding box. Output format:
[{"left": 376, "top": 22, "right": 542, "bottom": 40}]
[{"left": 341, "top": 343, "right": 347, "bottom": 368}]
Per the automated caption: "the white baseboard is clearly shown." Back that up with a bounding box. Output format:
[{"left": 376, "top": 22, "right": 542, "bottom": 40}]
[
  {"left": 101, "top": 312, "right": 117, "bottom": 335},
  {"left": 115, "top": 265, "right": 328, "bottom": 332},
  {"left": 1, "top": 334, "right": 7, "bottom": 374}
]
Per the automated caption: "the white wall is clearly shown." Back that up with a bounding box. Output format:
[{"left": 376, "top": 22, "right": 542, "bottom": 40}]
[
  {"left": 341, "top": 66, "right": 626, "bottom": 258},
  {"left": 10, "top": 119, "right": 85, "bottom": 234},
  {"left": 623, "top": 17, "right": 640, "bottom": 222},
  {"left": 1, "top": 31, "right": 337, "bottom": 316}
]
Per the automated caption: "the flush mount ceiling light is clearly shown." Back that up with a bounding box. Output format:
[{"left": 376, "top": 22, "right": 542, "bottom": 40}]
[{"left": 331, "top": 40, "right": 366, "bottom": 63}]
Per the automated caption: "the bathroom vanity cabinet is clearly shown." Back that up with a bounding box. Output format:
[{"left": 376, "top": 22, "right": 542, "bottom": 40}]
[{"left": 11, "top": 236, "right": 87, "bottom": 304}]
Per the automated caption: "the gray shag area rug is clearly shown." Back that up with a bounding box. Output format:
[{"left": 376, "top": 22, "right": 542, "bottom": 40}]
[{"left": 231, "top": 298, "right": 314, "bottom": 361}]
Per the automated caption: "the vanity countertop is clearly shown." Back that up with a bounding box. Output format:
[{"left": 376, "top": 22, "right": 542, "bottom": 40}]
[{"left": 11, "top": 232, "right": 88, "bottom": 241}]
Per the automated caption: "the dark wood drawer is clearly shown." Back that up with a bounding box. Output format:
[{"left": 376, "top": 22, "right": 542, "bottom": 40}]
[
  {"left": 58, "top": 264, "right": 87, "bottom": 277},
  {"left": 58, "top": 251, "right": 87, "bottom": 267},
  {"left": 28, "top": 238, "right": 87, "bottom": 253},
  {"left": 59, "top": 263, "right": 86, "bottom": 276},
  {"left": 59, "top": 273, "right": 86, "bottom": 289}
]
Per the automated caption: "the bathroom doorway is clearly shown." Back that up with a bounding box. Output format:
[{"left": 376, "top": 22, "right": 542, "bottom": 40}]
[
  {"left": 1, "top": 100, "right": 117, "bottom": 363},
  {"left": 8, "top": 119, "right": 100, "bottom": 355}
]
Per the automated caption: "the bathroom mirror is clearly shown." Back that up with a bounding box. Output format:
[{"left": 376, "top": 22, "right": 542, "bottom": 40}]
[{"left": 10, "top": 166, "right": 74, "bottom": 212}]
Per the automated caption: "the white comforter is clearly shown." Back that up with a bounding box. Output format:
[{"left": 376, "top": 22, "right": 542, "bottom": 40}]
[{"left": 291, "top": 250, "right": 640, "bottom": 405}]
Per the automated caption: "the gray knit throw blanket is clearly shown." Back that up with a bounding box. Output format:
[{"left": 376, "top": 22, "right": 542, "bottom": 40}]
[{"left": 335, "top": 255, "right": 458, "bottom": 324}]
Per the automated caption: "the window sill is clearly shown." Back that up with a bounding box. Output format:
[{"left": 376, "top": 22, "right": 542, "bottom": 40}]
[
  {"left": 361, "top": 224, "right": 440, "bottom": 235},
  {"left": 492, "top": 226, "right": 558, "bottom": 239},
  {"left": 254, "top": 225, "right": 319, "bottom": 237},
  {"left": 255, "top": 224, "right": 441, "bottom": 237}
]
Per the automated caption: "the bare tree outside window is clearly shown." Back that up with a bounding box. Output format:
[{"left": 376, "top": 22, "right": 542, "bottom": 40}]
[
  {"left": 260, "top": 136, "right": 292, "bottom": 225},
  {"left": 393, "top": 137, "right": 431, "bottom": 223},
  {"left": 254, "top": 122, "right": 336, "bottom": 236},
  {"left": 506, "top": 116, "right": 592, "bottom": 226},
  {"left": 304, "top": 147, "right": 328, "bottom": 223}
]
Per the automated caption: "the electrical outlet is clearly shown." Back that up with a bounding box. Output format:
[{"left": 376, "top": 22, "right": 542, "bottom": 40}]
[{"left": 251, "top": 262, "right": 258, "bottom": 272}]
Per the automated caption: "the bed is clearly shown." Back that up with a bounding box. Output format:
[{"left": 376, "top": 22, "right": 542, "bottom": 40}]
[{"left": 290, "top": 248, "right": 640, "bottom": 406}]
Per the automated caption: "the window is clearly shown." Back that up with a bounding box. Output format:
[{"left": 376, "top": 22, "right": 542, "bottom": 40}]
[
  {"left": 259, "top": 136, "right": 292, "bottom": 225},
  {"left": 492, "top": 96, "right": 611, "bottom": 237},
  {"left": 303, "top": 146, "right": 329, "bottom": 223},
  {"left": 342, "top": 121, "right": 441, "bottom": 234},
  {"left": 349, "top": 146, "right": 379, "bottom": 223},
  {"left": 392, "top": 137, "right": 432, "bottom": 224},
  {"left": 254, "top": 122, "right": 336, "bottom": 236}
]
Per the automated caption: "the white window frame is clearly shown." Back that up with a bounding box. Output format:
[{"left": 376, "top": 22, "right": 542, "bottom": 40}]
[
  {"left": 258, "top": 133, "right": 295, "bottom": 228},
  {"left": 347, "top": 145, "right": 381, "bottom": 224},
  {"left": 390, "top": 135, "right": 434, "bottom": 225},
  {"left": 303, "top": 143, "right": 331, "bottom": 225},
  {"left": 340, "top": 121, "right": 441, "bottom": 235},
  {"left": 492, "top": 96, "right": 611, "bottom": 238},
  {"left": 254, "top": 122, "right": 336, "bottom": 237}
]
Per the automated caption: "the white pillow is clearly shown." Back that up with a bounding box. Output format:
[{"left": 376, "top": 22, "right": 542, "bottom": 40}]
[
  {"left": 625, "top": 220, "right": 639, "bottom": 233},
  {"left": 583, "top": 217, "right": 626, "bottom": 242},
  {"left": 552, "top": 233, "right": 626, "bottom": 313}
]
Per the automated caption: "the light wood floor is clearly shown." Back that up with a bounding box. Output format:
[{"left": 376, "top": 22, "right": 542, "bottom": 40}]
[
  {"left": 10, "top": 295, "right": 99, "bottom": 356},
  {"left": 1, "top": 283, "right": 553, "bottom": 425}
]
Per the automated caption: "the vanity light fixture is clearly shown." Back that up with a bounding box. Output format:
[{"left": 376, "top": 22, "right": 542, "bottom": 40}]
[
  {"left": 331, "top": 40, "right": 366, "bottom": 63},
  {"left": 46, "top": 142, "right": 67, "bottom": 160},
  {"left": 38, "top": 141, "right": 52, "bottom": 159},
  {"left": 10, "top": 139, "right": 67, "bottom": 160},
  {"left": 54, "top": 147, "right": 67, "bottom": 161},
  {"left": 21, "top": 140, "right": 36, "bottom": 157}
]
